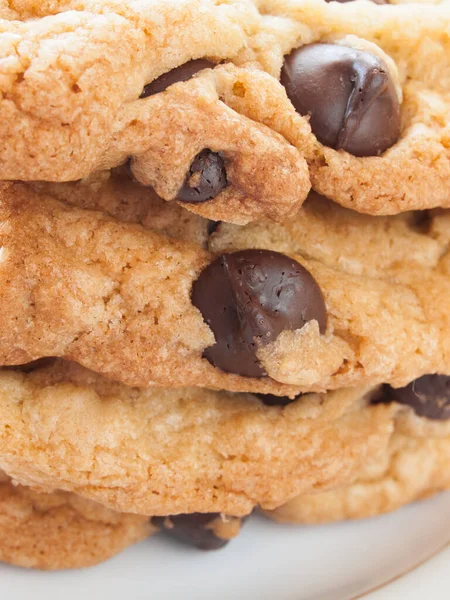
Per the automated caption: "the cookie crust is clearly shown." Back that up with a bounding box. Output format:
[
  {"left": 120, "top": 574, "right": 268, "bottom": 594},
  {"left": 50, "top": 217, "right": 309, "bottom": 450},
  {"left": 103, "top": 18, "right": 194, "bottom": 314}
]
[
  {"left": 0, "top": 361, "right": 395, "bottom": 515},
  {"left": 265, "top": 408, "right": 450, "bottom": 523},
  {"left": 0, "top": 1, "right": 449, "bottom": 220},
  {"left": 0, "top": 181, "right": 448, "bottom": 394},
  {"left": 0, "top": 475, "right": 154, "bottom": 570}
]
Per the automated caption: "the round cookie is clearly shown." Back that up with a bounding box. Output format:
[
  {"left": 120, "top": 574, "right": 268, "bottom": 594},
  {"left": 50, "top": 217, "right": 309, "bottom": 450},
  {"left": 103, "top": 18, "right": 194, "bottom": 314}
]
[
  {"left": 0, "top": 181, "right": 448, "bottom": 395},
  {"left": 265, "top": 378, "right": 450, "bottom": 524},
  {"left": 0, "top": 360, "right": 396, "bottom": 516},
  {"left": 247, "top": 0, "right": 450, "bottom": 214},
  {"left": 0, "top": 1, "right": 449, "bottom": 220},
  {"left": 0, "top": 475, "right": 154, "bottom": 570},
  {"left": 0, "top": 475, "right": 243, "bottom": 569},
  {"left": 0, "top": 0, "right": 310, "bottom": 224}
]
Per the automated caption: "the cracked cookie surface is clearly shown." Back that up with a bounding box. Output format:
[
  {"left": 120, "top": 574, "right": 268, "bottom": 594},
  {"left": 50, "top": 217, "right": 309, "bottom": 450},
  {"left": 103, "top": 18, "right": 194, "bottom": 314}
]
[
  {"left": 0, "top": 360, "right": 395, "bottom": 515},
  {"left": 0, "top": 473, "right": 154, "bottom": 570},
  {"left": 0, "top": 0, "right": 310, "bottom": 224},
  {"left": 265, "top": 405, "right": 450, "bottom": 523},
  {"left": 0, "top": 181, "right": 448, "bottom": 395},
  {"left": 0, "top": 1, "right": 449, "bottom": 221},
  {"left": 247, "top": 0, "right": 450, "bottom": 213}
]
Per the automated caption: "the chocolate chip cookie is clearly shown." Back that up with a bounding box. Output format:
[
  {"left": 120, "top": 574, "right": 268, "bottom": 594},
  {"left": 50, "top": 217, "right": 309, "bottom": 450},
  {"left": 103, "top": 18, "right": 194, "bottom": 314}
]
[
  {"left": 0, "top": 180, "right": 448, "bottom": 396},
  {"left": 0, "top": 473, "right": 243, "bottom": 569},
  {"left": 0, "top": 1, "right": 449, "bottom": 223},
  {"left": 265, "top": 375, "right": 450, "bottom": 523},
  {"left": 0, "top": 360, "right": 395, "bottom": 516},
  {"left": 0, "top": 474, "right": 154, "bottom": 570},
  {"left": 0, "top": 0, "right": 448, "bottom": 574}
]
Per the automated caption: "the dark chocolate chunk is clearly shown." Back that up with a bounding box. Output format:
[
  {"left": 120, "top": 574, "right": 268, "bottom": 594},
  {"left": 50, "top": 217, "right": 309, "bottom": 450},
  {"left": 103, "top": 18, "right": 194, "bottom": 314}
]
[
  {"left": 140, "top": 59, "right": 215, "bottom": 98},
  {"left": 326, "top": 0, "right": 387, "bottom": 3},
  {"left": 254, "top": 393, "right": 302, "bottom": 407},
  {"left": 375, "top": 375, "right": 450, "bottom": 420},
  {"left": 192, "top": 249, "right": 327, "bottom": 377},
  {"left": 281, "top": 43, "right": 400, "bottom": 156},
  {"left": 152, "top": 513, "right": 228, "bottom": 551},
  {"left": 177, "top": 150, "right": 228, "bottom": 203}
]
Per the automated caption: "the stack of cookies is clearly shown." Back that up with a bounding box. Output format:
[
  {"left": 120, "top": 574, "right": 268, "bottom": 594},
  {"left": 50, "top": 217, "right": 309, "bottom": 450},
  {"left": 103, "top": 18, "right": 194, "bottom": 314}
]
[{"left": 0, "top": 0, "right": 449, "bottom": 570}]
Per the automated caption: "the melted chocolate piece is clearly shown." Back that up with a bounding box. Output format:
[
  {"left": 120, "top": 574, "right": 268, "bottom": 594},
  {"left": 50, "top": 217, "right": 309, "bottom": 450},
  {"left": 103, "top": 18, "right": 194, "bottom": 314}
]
[
  {"left": 326, "top": 0, "right": 387, "bottom": 3},
  {"left": 140, "top": 59, "right": 215, "bottom": 98},
  {"left": 375, "top": 375, "right": 450, "bottom": 420},
  {"left": 152, "top": 513, "right": 229, "bottom": 551},
  {"left": 254, "top": 393, "right": 301, "bottom": 407},
  {"left": 192, "top": 249, "right": 327, "bottom": 377},
  {"left": 281, "top": 43, "right": 400, "bottom": 157},
  {"left": 177, "top": 150, "right": 228, "bottom": 203}
]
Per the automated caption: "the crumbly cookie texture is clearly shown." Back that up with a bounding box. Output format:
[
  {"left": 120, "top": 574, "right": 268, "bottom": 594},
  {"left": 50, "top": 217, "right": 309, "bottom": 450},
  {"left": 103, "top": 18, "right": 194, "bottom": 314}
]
[
  {"left": 210, "top": 192, "right": 450, "bottom": 389},
  {"left": 0, "top": 475, "right": 154, "bottom": 570},
  {"left": 0, "top": 0, "right": 310, "bottom": 224},
  {"left": 0, "top": 1, "right": 449, "bottom": 221},
  {"left": 265, "top": 408, "right": 450, "bottom": 524},
  {"left": 246, "top": 0, "right": 450, "bottom": 214},
  {"left": 0, "top": 181, "right": 448, "bottom": 394},
  {"left": 33, "top": 169, "right": 211, "bottom": 248},
  {"left": 0, "top": 473, "right": 243, "bottom": 569},
  {"left": 0, "top": 361, "right": 395, "bottom": 515}
]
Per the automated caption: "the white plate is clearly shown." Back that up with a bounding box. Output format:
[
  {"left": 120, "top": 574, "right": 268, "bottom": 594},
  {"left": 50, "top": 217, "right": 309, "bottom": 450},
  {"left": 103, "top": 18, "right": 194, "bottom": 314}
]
[{"left": 1, "top": 492, "right": 449, "bottom": 600}]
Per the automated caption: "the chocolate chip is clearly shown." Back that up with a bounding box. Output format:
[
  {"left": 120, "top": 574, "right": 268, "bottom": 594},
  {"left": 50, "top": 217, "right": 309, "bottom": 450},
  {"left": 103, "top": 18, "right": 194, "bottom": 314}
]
[
  {"left": 254, "top": 393, "right": 302, "bottom": 407},
  {"left": 281, "top": 43, "right": 400, "bottom": 157},
  {"left": 326, "top": 0, "right": 387, "bottom": 3},
  {"left": 375, "top": 375, "right": 450, "bottom": 420},
  {"left": 140, "top": 59, "right": 215, "bottom": 98},
  {"left": 152, "top": 513, "right": 229, "bottom": 551},
  {"left": 192, "top": 250, "right": 327, "bottom": 377},
  {"left": 177, "top": 150, "right": 228, "bottom": 203}
]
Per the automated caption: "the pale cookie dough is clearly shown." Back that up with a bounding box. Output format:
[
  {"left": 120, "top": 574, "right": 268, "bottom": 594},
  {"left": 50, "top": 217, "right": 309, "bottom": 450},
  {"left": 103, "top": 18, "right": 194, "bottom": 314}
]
[
  {"left": 0, "top": 474, "right": 154, "bottom": 570},
  {"left": 0, "top": 1, "right": 449, "bottom": 221},
  {"left": 0, "top": 181, "right": 448, "bottom": 395},
  {"left": 0, "top": 360, "right": 396, "bottom": 516},
  {"left": 265, "top": 406, "right": 450, "bottom": 524}
]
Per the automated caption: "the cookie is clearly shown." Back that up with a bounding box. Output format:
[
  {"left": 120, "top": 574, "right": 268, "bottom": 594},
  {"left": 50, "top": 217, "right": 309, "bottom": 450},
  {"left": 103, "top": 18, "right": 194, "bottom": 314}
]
[
  {"left": 0, "top": 181, "right": 448, "bottom": 395},
  {"left": 0, "top": 474, "right": 244, "bottom": 570},
  {"left": 0, "top": 474, "right": 154, "bottom": 570},
  {"left": 208, "top": 191, "right": 450, "bottom": 390},
  {"left": 0, "top": 360, "right": 395, "bottom": 516},
  {"left": 265, "top": 376, "right": 450, "bottom": 524},
  {"left": 0, "top": 1, "right": 449, "bottom": 222},
  {"left": 33, "top": 168, "right": 211, "bottom": 248},
  {"left": 0, "top": 0, "right": 310, "bottom": 224},
  {"left": 245, "top": 0, "right": 450, "bottom": 214}
]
